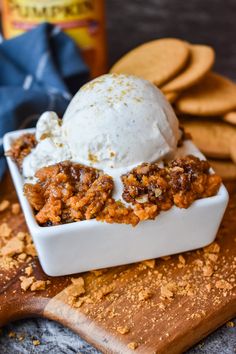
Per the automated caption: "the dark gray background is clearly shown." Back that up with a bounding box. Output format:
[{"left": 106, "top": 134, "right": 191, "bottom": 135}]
[
  {"left": 106, "top": 0, "right": 236, "bottom": 80},
  {"left": 1, "top": 1, "right": 236, "bottom": 353}
]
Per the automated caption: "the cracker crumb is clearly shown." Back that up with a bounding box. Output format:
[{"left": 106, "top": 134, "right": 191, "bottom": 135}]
[
  {"left": 226, "top": 321, "right": 235, "bottom": 328},
  {"left": 127, "top": 342, "right": 138, "bottom": 350},
  {"left": 31, "top": 280, "right": 46, "bottom": 291},
  {"left": 215, "top": 280, "right": 233, "bottom": 290},
  {"left": 65, "top": 277, "right": 85, "bottom": 306},
  {"left": 138, "top": 289, "right": 152, "bottom": 301},
  {"left": 204, "top": 242, "right": 220, "bottom": 254},
  {"left": 206, "top": 284, "right": 212, "bottom": 292},
  {"left": 202, "top": 265, "right": 214, "bottom": 277},
  {"left": 90, "top": 269, "right": 108, "bottom": 276},
  {"left": 117, "top": 326, "right": 130, "bottom": 334},
  {"left": 161, "top": 256, "right": 171, "bottom": 261},
  {"left": 0, "top": 223, "right": 12, "bottom": 238},
  {"left": 25, "top": 265, "right": 33, "bottom": 276},
  {"left": 11, "top": 203, "right": 21, "bottom": 215},
  {"left": 16, "top": 232, "right": 26, "bottom": 241},
  {"left": 1, "top": 237, "right": 24, "bottom": 257},
  {"left": 96, "top": 284, "right": 114, "bottom": 300},
  {"left": 20, "top": 276, "right": 34, "bottom": 291},
  {"left": 8, "top": 331, "right": 16, "bottom": 338},
  {"left": 206, "top": 253, "right": 218, "bottom": 262},
  {"left": 142, "top": 259, "right": 155, "bottom": 269},
  {"left": 161, "top": 284, "right": 174, "bottom": 299},
  {"left": 18, "top": 253, "right": 27, "bottom": 261},
  {"left": 178, "top": 255, "right": 186, "bottom": 265},
  {"left": 24, "top": 243, "right": 37, "bottom": 257},
  {"left": 0, "top": 200, "right": 10, "bottom": 212},
  {"left": 32, "top": 339, "right": 40, "bottom": 346}
]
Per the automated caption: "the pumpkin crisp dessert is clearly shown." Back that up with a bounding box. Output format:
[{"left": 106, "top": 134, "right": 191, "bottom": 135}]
[
  {"left": 9, "top": 136, "right": 221, "bottom": 226},
  {"left": 7, "top": 74, "right": 222, "bottom": 227}
]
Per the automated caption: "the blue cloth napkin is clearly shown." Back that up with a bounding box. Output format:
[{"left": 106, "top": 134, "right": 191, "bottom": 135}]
[{"left": 0, "top": 22, "right": 89, "bottom": 179}]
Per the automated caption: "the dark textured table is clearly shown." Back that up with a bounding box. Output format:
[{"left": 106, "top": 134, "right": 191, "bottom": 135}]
[{"left": 1, "top": 1, "right": 236, "bottom": 353}]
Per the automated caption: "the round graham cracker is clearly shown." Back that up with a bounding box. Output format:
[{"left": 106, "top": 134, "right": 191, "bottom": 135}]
[
  {"left": 208, "top": 159, "right": 236, "bottom": 181},
  {"left": 181, "top": 119, "right": 236, "bottom": 161},
  {"left": 110, "top": 38, "right": 190, "bottom": 86},
  {"left": 162, "top": 45, "right": 215, "bottom": 93},
  {"left": 176, "top": 72, "right": 236, "bottom": 116},
  {"left": 223, "top": 111, "right": 236, "bottom": 125}
]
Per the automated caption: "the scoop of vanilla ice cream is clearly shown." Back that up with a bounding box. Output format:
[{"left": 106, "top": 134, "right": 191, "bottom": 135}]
[
  {"left": 22, "top": 74, "right": 180, "bottom": 182},
  {"left": 22, "top": 111, "right": 71, "bottom": 180},
  {"left": 62, "top": 74, "right": 180, "bottom": 171}
]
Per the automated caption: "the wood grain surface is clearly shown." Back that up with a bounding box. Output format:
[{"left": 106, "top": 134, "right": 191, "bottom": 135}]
[{"left": 0, "top": 172, "right": 235, "bottom": 354}]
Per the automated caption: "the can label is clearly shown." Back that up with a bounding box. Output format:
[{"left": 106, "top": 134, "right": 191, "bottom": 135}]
[{"left": 2, "top": 0, "right": 107, "bottom": 77}]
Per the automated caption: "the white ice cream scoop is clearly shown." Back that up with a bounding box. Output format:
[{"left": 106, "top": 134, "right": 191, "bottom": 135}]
[
  {"left": 23, "top": 74, "right": 180, "bottom": 187},
  {"left": 62, "top": 74, "right": 180, "bottom": 171}
]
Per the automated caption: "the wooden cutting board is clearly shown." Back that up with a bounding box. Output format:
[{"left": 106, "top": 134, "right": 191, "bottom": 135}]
[{"left": 0, "top": 172, "right": 235, "bottom": 354}]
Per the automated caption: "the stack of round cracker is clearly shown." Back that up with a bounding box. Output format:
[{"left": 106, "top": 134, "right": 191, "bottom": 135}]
[{"left": 110, "top": 38, "right": 236, "bottom": 180}]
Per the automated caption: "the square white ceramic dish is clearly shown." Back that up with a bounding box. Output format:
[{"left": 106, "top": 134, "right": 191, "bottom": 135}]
[{"left": 3, "top": 129, "right": 229, "bottom": 276}]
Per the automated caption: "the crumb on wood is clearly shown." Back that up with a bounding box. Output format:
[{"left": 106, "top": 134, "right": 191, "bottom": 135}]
[
  {"left": 30, "top": 280, "right": 47, "bottom": 291},
  {"left": 0, "top": 222, "right": 12, "bottom": 238},
  {"left": 203, "top": 242, "right": 220, "bottom": 254},
  {"left": 215, "top": 280, "right": 233, "bottom": 290},
  {"left": 138, "top": 288, "right": 152, "bottom": 301},
  {"left": 0, "top": 200, "right": 10, "bottom": 212},
  {"left": 178, "top": 255, "right": 186, "bottom": 265},
  {"left": 117, "top": 326, "right": 130, "bottom": 335},
  {"left": 96, "top": 284, "right": 114, "bottom": 300},
  {"left": 25, "top": 265, "right": 33, "bottom": 276},
  {"left": 18, "top": 252, "right": 27, "bottom": 261},
  {"left": 127, "top": 342, "right": 138, "bottom": 350},
  {"left": 11, "top": 203, "right": 21, "bottom": 215},
  {"left": 1, "top": 237, "right": 24, "bottom": 257},
  {"left": 16, "top": 231, "right": 26, "bottom": 241},
  {"left": 202, "top": 265, "right": 214, "bottom": 277},
  {"left": 141, "top": 259, "right": 155, "bottom": 269},
  {"left": 90, "top": 268, "right": 108, "bottom": 276},
  {"left": 20, "top": 276, "right": 35, "bottom": 291},
  {"left": 160, "top": 283, "right": 175, "bottom": 300}
]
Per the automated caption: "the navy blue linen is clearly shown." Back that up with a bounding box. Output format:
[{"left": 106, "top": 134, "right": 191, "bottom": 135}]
[{"left": 0, "top": 23, "right": 89, "bottom": 179}]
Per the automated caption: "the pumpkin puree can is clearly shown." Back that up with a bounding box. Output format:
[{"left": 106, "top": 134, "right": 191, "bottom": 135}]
[{"left": 2, "top": 0, "right": 107, "bottom": 77}]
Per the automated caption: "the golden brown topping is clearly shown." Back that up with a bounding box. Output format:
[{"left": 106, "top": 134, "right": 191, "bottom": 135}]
[
  {"left": 23, "top": 156, "right": 221, "bottom": 226},
  {"left": 97, "top": 199, "right": 139, "bottom": 227},
  {"left": 122, "top": 155, "right": 221, "bottom": 211},
  {"left": 7, "top": 133, "right": 36, "bottom": 169}
]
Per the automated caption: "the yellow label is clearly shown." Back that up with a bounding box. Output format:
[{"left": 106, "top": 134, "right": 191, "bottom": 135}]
[{"left": 2, "top": 0, "right": 107, "bottom": 77}]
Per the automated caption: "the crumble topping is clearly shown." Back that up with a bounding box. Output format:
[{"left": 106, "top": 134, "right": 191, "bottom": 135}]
[
  {"left": 9, "top": 134, "right": 222, "bottom": 226},
  {"left": 122, "top": 155, "right": 222, "bottom": 211},
  {"left": 6, "top": 133, "right": 36, "bottom": 169}
]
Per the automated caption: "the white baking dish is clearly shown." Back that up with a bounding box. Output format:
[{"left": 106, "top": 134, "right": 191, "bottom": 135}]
[{"left": 3, "top": 129, "right": 229, "bottom": 276}]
